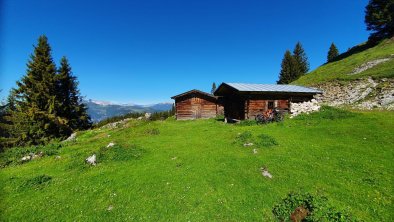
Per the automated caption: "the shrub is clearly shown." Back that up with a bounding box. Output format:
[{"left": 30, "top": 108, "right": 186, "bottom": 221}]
[
  {"left": 257, "top": 134, "right": 278, "bottom": 147},
  {"left": 145, "top": 128, "right": 160, "bottom": 135},
  {"left": 22, "top": 174, "right": 52, "bottom": 189},
  {"left": 272, "top": 192, "right": 358, "bottom": 222},
  {"left": 234, "top": 131, "right": 253, "bottom": 144}
]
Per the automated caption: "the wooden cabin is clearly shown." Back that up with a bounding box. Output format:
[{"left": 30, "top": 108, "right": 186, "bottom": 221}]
[
  {"left": 214, "top": 83, "right": 322, "bottom": 120},
  {"left": 171, "top": 89, "right": 223, "bottom": 120}
]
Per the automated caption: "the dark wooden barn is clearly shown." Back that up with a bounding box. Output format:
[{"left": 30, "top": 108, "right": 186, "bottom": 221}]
[
  {"left": 171, "top": 89, "right": 223, "bottom": 120},
  {"left": 214, "top": 83, "right": 322, "bottom": 120}
]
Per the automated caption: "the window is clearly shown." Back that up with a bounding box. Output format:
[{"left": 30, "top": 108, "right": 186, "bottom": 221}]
[{"left": 268, "top": 101, "right": 274, "bottom": 109}]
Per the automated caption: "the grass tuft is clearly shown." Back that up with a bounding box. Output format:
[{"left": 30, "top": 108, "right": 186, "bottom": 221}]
[{"left": 21, "top": 174, "right": 52, "bottom": 189}]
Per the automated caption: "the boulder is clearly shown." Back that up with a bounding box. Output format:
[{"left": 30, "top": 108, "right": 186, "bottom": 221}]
[
  {"left": 145, "top": 113, "right": 152, "bottom": 119},
  {"left": 261, "top": 167, "right": 272, "bottom": 179},
  {"left": 21, "top": 155, "right": 31, "bottom": 162},
  {"left": 85, "top": 154, "right": 97, "bottom": 166},
  {"left": 63, "top": 132, "right": 77, "bottom": 142}
]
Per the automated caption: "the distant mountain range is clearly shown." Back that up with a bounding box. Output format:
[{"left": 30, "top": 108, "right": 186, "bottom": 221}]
[{"left": 84, "top": 100, "right": 173, "bottom": 123}]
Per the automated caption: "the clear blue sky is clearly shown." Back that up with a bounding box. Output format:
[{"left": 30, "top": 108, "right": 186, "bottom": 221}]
[{"left": 1, "top": 0, "right": 370, "bottom": 104}]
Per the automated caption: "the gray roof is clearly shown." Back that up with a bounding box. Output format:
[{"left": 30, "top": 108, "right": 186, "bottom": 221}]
[{"left": 223, "top": 83, "right": 322, "bottom": 94}]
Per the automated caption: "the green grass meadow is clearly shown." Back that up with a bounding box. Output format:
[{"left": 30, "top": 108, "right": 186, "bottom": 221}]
[{"left": 1, "top": 107, "right": 393, "bottom": 221}]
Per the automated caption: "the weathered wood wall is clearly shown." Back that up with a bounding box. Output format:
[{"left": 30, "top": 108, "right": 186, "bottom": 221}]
[
  {"left": 244, "top": 99, "right": 288, "bottom": 119},
  {"left": 222, "top": 93, "right": 314, "bottom": 120},
  {"left": 175, "top": 95, "right": 221, "bottom": 120}
]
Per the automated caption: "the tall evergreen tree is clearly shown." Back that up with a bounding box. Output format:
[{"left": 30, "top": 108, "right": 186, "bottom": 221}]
[
  {"left": 327, "top": 43, "right": 339, "bottom": 63},
  {"left": 293, "top": 42, "right": 309, "bottom": 76},
  {"left": 211, "top": 82, "right": 217, "bottom": 94},
  {"left": 277, "top": 50, "right": 298, "bottom": 84},
  {"left": 56, "top": 57, "right": 91, "bottom": 131},
  {"left": 365, "top": 0, "right": 394, "bottom": 41},
  {"left": 9, "top": 35, "right": 68, "bottom": 145}
]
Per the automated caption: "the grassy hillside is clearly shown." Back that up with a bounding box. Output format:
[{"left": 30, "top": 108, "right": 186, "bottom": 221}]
[
  {"left": 293, "top": 38, "right": 394, "bottom": 86},
  {"left": 1, "top": 108, "right": 393, "bottom": 221}
]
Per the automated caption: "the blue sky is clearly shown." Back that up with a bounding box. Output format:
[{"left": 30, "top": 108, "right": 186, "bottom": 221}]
[{"left": 1, "top": 0, "right": 370, "bottom": 104}]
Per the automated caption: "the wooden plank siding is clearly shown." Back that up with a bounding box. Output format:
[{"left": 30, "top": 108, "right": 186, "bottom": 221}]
[
  {"left": 173, "top": 90, "right": 222, "bottom": 120},
  {"left": 244, "top": 99, "right": 288, "bottom": 119}
]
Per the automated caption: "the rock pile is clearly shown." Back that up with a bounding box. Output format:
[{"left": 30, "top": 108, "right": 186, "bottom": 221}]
[
  {"left": 20, "top": 151, "right": 44, "bottom": 163},
  {"left": 100, "top": 118, "right": 133, "bottom": 129},
  {"left": 290, "top": 99, "right": 320, "bottom": 118},
  {"left": 314, "top": 77, "right": 394, "bottom": 110}
]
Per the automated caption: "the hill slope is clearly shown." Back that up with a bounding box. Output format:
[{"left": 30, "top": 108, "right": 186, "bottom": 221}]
[
  {"left": 1, "top": 108, "right": 393, "bottom": 221},
  {"left": 293, "top": 38, "right": 394, "bottom": 109},
  {"left": 293, "top": 38, "right": 394, "bottom": 85}
]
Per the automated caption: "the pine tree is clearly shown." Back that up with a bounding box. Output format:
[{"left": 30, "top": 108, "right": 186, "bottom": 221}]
[
  {"left": 211, "top": 82, "right": 217, "bottom": 94},
  {"left": 277, "top": 50, "right": 298, "bottom": 84},
  {"left": 327, "top": 43, "right": 339, "bottom": 63},
  {"left": 293, "top": 42, "right": 309, "bottom": 76},
  {"left": 56, "top": 57, "right": 91, "bottom": 131},
  {"left": 9, "top": 35, "right": 68, "bottom": 145},
  {"left": 365, "top": 0, "right": 394, "bottom": 41}
]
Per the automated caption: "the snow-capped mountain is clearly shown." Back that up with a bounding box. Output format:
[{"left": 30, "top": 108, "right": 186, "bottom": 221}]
[{"left": 84, "top": 100, "right": 173, "bottom": 123}]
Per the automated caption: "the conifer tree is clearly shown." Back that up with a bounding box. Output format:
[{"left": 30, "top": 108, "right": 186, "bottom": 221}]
[
  {"left": 293, "top": 42, "right": 309, "bottom": 76},
  {"left": 365, "top": 0, "right": 394, "bottom": 41},
  {"left": 211, "top": 82, "right": 217, "bottom": 94},
  {"left": 277, "top": 50, "right": 297, "bottom": 84},
  {"left": 10, "top": 35, "right": 68, "bottom": 145},
  {"left": 56, "top": 57, "right": 91, "bottom": 130},
  {"left": 327, "top": 43, "right": 339, "bottom": 63}
]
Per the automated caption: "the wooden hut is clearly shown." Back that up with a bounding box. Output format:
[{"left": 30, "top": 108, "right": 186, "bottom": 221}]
[
  {"left": 171, "top": 89, "right": 223, "bottom": 120},
  {"left": 214, "top": 83, "right": 322, "bottom": 120}
]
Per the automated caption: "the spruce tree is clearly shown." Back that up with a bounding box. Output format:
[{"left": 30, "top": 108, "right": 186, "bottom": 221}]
[
  {"left": 327, "top": 43, "right": 339, "bottom": 63},
  {"left": 10, "top": 35, "right": 68, "bottom": 145},
  {"left": 365, "top": 0, "right": 394, "bottom": 41},
  {"left": 293, "top": 42, "right": 309, "bottom": 76},
  {"left": 56, "top": 56, "right": 91, "bottom": 130},
  {"left": 211, "top": 82, "right": 217, "bottom": 94},
  {"left": 277, "top": 50, "right": 297, "bottom": 84}
]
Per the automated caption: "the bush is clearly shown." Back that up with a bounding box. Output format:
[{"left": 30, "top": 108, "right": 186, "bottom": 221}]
[
  {"left": 145, "top": 128, "right": 160, "bottom": 135},
  {"left": 234, "top": 131, "right": 253, "bottom": 144},
  {"left": 257, "top": 134, "right": 278, "bottom": 147},
  {"left": 21, "top": 174, "right": 52, "bottom": 189},
  {"left": 272, "top": 192, "right": 358, "bottom": 222}
]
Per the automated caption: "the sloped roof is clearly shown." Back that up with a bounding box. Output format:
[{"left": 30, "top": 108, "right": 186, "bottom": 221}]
[
  {"left": 171, "top": 89, "right": 216, "bottom": 99},
  {"left": 215, "top": 83, "right": 322, "bottom": 95}
]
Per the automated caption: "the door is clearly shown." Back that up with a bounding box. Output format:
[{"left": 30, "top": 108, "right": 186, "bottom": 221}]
[{"left": 192, "top": 97, "right": 202, "bottom": 119}]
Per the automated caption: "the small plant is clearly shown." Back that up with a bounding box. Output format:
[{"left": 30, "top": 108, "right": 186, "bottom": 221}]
[
  {"left": 22, "top": 174, "right": 52, "bottom": 189},
  {"left": 235, "top": 131, "right": 253, "bottom": 144},
  {"left": 272, "top": 192, "right": 358, "bottom": 222},
  {"left": 257, "top": 134, "right": 278, "bottom": 147},
  {"left": 145, "top": 128, "right": 160, "bottom": 135}
]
